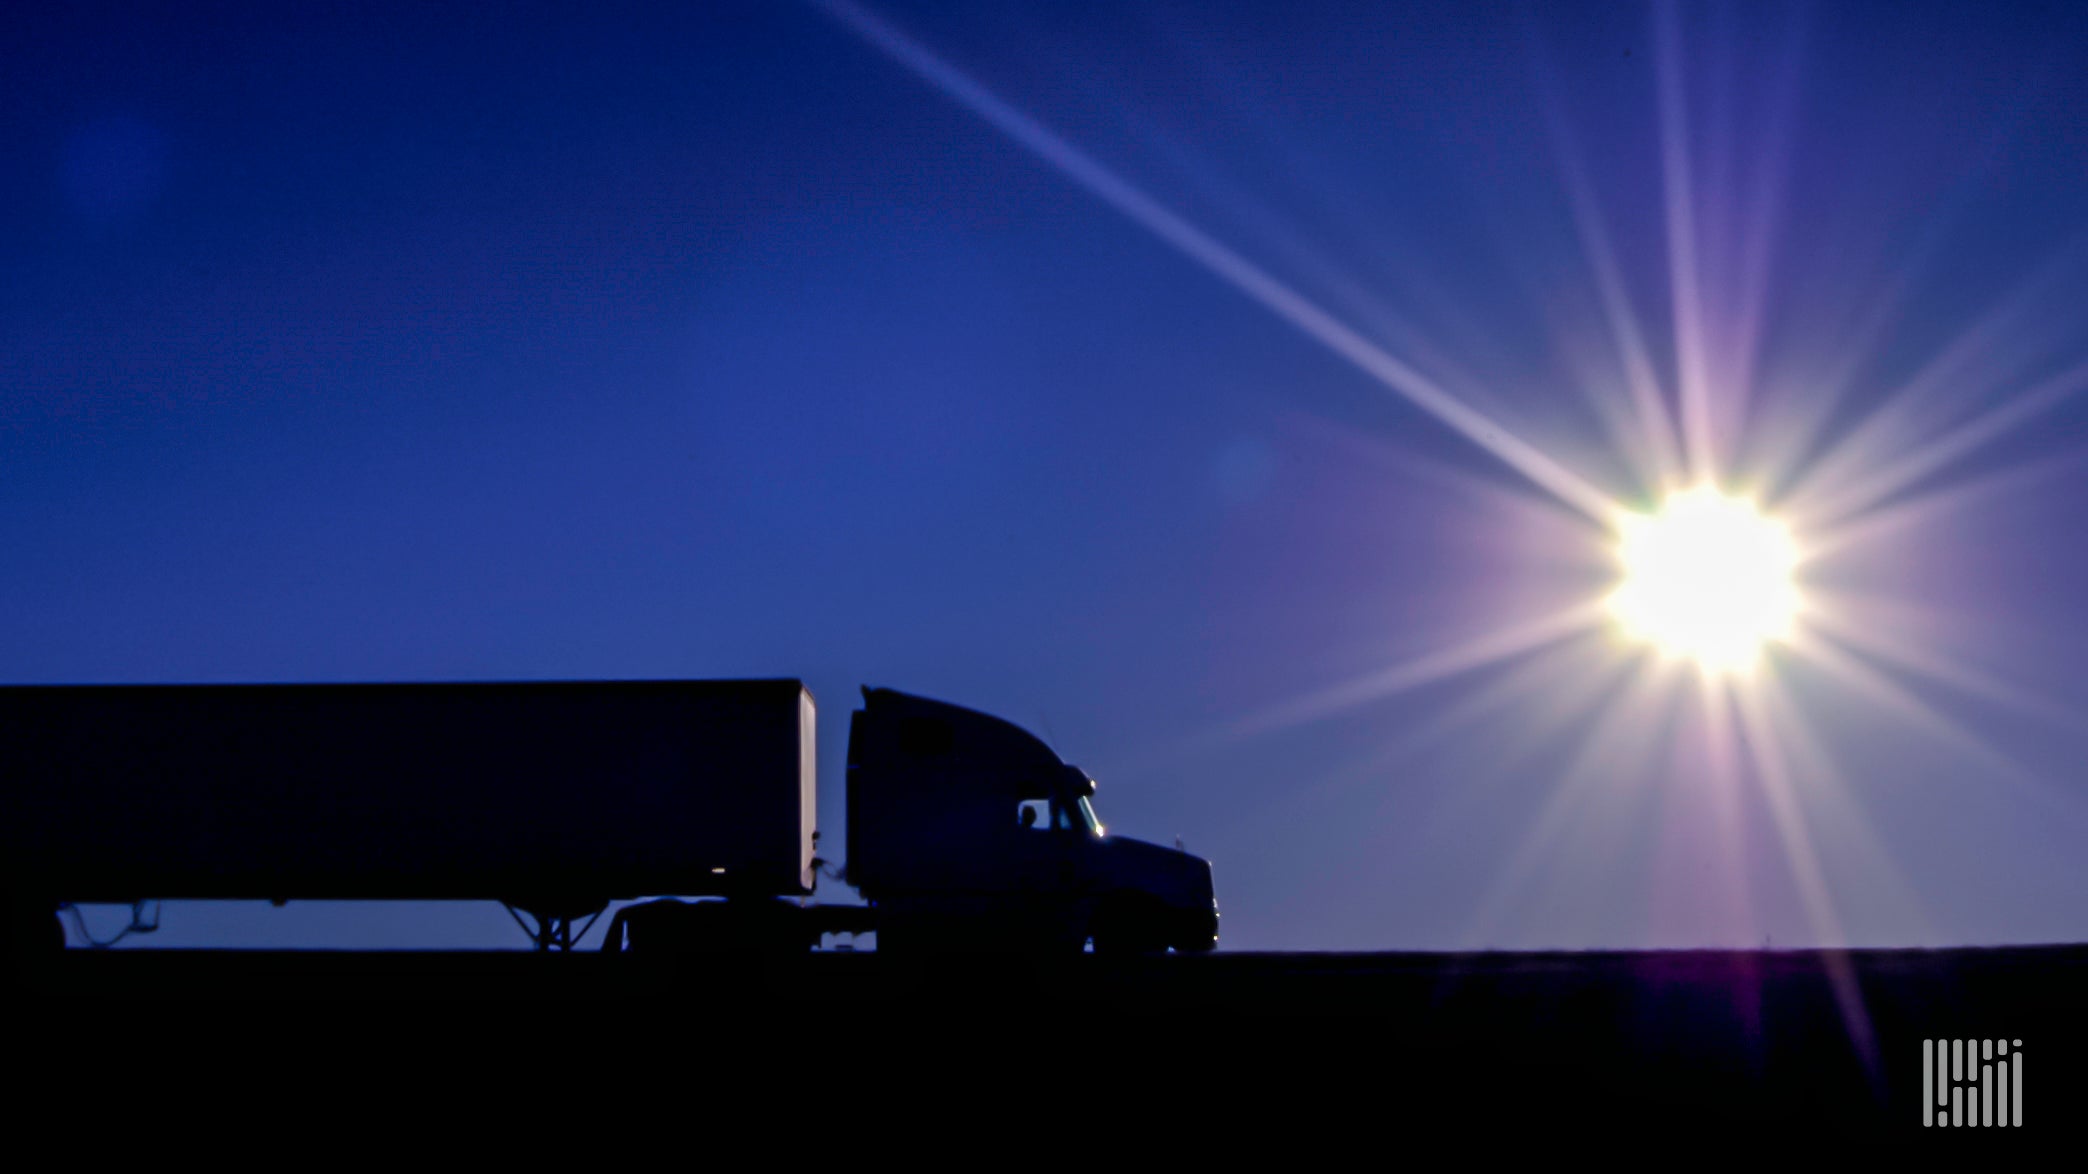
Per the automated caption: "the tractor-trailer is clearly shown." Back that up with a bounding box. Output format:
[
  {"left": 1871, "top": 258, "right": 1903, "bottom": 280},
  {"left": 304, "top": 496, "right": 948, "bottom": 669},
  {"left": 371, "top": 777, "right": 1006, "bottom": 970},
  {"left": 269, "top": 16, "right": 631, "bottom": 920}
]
[{"left": 1, "top": 680, "right": 1217, "bottom": 959}]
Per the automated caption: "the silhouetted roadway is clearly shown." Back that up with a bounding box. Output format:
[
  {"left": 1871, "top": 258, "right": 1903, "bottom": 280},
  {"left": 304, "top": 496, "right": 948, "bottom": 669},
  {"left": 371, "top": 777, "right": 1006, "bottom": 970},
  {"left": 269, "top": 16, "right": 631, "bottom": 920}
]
[{"left": 18, "top": 944, "right": 2083, "bottom": 1133}]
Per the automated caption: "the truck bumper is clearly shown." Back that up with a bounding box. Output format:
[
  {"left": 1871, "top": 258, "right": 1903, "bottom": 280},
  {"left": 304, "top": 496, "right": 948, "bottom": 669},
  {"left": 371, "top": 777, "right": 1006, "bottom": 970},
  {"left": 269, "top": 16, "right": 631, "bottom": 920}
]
[{"left": 1174, "top": 902, "right": 1219, "bottom": 952}]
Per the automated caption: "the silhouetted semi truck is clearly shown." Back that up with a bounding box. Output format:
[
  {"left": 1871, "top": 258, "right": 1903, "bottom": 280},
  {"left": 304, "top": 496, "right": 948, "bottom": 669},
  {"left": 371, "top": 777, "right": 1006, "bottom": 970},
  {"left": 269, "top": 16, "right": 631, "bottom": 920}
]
[{"left": 0, "top": 680, "right": 1216, "bottom": 958}]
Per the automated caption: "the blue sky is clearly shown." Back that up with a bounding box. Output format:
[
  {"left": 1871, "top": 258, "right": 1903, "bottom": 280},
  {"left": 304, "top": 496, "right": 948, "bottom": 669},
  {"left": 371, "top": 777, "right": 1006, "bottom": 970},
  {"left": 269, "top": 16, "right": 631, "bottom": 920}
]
[{"left": 9, "top": 1, "right": 2088, "bottom": 950}]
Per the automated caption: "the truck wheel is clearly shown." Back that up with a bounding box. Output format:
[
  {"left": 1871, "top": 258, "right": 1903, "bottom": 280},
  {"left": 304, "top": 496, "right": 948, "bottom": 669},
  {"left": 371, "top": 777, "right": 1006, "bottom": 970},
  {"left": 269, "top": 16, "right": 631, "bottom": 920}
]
[
  {"left": 1089, "top": 898, "right": 1167, "bottom": 957},
  {"left": 874, "top": 914, "right": 970, "bottom": 956}
]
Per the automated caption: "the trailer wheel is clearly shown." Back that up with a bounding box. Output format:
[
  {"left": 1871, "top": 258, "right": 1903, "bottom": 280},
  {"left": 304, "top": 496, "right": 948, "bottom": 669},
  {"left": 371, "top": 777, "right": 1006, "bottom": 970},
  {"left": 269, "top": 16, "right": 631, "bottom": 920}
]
[
  {"left": 5, "top": 893, "right": 62, "bottom": 974},
  {"left": 608, "top": 897, "right": 811, "bottom": 955}
]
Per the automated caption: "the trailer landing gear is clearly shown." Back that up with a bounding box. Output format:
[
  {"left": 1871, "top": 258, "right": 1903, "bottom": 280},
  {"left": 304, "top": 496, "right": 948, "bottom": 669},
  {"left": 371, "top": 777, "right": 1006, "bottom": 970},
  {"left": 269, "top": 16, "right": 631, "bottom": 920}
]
[{"left": 503, "top": 900, "right": 608, "bottom": 951}]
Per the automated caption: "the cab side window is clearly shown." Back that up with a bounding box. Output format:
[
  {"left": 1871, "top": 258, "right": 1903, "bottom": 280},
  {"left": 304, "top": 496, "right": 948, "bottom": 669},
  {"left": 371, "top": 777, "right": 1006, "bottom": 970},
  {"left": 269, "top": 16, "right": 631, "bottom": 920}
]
[{"left": 1018, "top": 799, "right": 1051, "bottom": 830}]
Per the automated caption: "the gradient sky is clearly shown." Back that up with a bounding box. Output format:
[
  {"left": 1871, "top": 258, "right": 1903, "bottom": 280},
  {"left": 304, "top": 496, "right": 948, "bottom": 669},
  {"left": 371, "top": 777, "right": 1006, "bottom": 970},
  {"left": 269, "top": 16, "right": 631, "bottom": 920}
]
[{"left": 8, "top": 1, "right": 2088, "bottom": 951}]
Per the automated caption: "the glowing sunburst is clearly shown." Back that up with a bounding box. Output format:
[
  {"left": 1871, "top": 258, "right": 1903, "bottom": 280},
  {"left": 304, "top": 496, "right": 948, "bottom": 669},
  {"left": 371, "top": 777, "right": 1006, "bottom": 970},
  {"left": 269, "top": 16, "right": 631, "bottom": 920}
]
[
  {"left": 1609, "top": 487, "right": 1802, "bottom": 673},
  {"left": 820, "top": 0, "right": 2088, "bottom": 996}
]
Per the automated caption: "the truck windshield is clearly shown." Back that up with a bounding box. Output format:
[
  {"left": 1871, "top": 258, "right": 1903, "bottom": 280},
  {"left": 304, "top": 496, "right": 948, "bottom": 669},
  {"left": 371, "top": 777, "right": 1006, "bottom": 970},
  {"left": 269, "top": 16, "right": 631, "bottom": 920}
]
[
  {"left": 1074, "top": 794, "right": 1103, "bottom": 837},
  {"left": 1051, "top": 795, "right": 1102, "bottom": 836}
]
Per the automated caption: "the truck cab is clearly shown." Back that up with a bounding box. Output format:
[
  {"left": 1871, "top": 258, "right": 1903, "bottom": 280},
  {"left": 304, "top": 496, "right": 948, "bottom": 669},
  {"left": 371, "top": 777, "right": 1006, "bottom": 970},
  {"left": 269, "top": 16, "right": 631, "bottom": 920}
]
[{"left": 845, "top": 688, "right": 1217, "bottom": 954}]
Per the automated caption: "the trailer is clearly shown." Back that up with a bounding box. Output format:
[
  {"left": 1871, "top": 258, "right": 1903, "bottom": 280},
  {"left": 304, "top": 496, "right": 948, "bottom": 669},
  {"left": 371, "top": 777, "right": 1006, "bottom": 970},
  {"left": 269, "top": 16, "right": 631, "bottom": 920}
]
[{"left": 2, "top": 681, "right": 1216, "bottom": 959}]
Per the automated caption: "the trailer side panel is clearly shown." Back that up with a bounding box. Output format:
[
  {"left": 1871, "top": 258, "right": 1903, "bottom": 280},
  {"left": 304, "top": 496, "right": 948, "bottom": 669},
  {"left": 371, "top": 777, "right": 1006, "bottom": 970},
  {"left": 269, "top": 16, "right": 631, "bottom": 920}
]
[{"left": 0, "top": 679, "right": 814, "bottom": 904}]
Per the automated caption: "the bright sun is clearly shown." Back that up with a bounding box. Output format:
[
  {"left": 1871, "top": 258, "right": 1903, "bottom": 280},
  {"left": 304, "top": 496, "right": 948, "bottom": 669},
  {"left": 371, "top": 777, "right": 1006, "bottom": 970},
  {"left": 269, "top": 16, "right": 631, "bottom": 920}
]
[{"left": 1609, "top": 487, "right": 1801, "bottom": 674}]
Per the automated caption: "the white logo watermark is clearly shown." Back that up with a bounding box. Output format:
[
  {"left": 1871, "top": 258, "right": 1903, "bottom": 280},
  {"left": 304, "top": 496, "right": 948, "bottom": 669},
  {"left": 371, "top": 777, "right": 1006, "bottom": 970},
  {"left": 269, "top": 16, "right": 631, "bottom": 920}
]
[{"left": 1925, "top": 1039, "right": 2021, "bottom": 1127}]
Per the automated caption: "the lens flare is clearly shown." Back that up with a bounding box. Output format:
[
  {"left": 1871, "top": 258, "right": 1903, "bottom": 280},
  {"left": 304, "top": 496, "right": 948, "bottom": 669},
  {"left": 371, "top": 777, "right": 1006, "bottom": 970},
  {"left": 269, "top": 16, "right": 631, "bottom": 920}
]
[
  {"left": 1610, "top": 487, "right": 1801, "bottom": 673},
  {"left": 820, "top": 0, "right": 2088, "bottom": 975}
]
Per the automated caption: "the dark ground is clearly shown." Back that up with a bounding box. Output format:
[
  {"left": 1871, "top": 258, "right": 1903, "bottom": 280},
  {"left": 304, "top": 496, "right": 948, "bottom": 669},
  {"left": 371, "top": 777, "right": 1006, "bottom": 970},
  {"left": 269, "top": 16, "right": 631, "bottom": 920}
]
[{"left": 12, "top": 944, "right": 2082, "bottom": 1141}]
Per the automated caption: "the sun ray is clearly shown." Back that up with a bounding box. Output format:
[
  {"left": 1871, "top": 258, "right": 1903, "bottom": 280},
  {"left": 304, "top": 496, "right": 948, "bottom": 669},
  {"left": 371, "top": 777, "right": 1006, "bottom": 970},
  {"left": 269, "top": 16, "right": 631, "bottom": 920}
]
[
  {"left": 1143, "top": 9, "right": 1536, "bottom": 388},
  {"left": 1278, "top": 410, "right": 1606, "bottom": 541},
  {"left": 1091, "top": 601, "right": 1604, "bottom": 793},
  {"left": 1226, "top": 599, "right": 1607, "bottom": 740},
  {"left": 1532, "top": 60, "right": 1684, "bottom": 491},
  {"left": 1363, "top": 632, "right": 1637, "bottom": 821},
  {"left": 1684, "top": 656, "right": 1753, "bottom": 947},
  {"left": 1714, "top": 8, "right": 1805, "bottom": 449},
  {"left": 1753, "top": 48, "right": 2086, "bottom": 504},
  {"left": 1140, "top": 632, "right": 1620, "bottom": 870},
  {"left": 1782, "top": 246, "right": 2088, "bottom": 517},
  {"left": 1273, "top": 635, "right": 1631, "bottom": 855},
  {"left": 1748, "top": 265, "right": 1933, "bottom": 503},
  {"left": 817, "top": 0, "right": 1620, "bottom": 523},
  {"left": 1753, "top": 670, "right": 1937, "bottom": 946},
  {"left": 823, "top": 0, "right": 2088, "bottom": 961},
  {"left": 1801, "top": 590, "right": 2088, "bottom": 736},
  {"left": 1106, "top": 113, "right": 1534, "bottom": 451},
  {"left": 1784, "top": 630, "right": 2088, "bottom": 828},
  {"left": 1457, "top": 653, "right": 1683, "bottom": 949},
  {"left": 1751, "top": 207, "right": 2034, "bottom": 502},
  {"left": 1730, "top": 680, "right": 1880, "bottom": 1071},
  {"left": 1800, "top": 447, "right": 2088, "bottom": 559},
  {"left": 1653, "top": 2, "right": 1719, "bottom": 481},
  {"left": 1793, "top": 356, "right": 2088, "bottom": 528}
]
